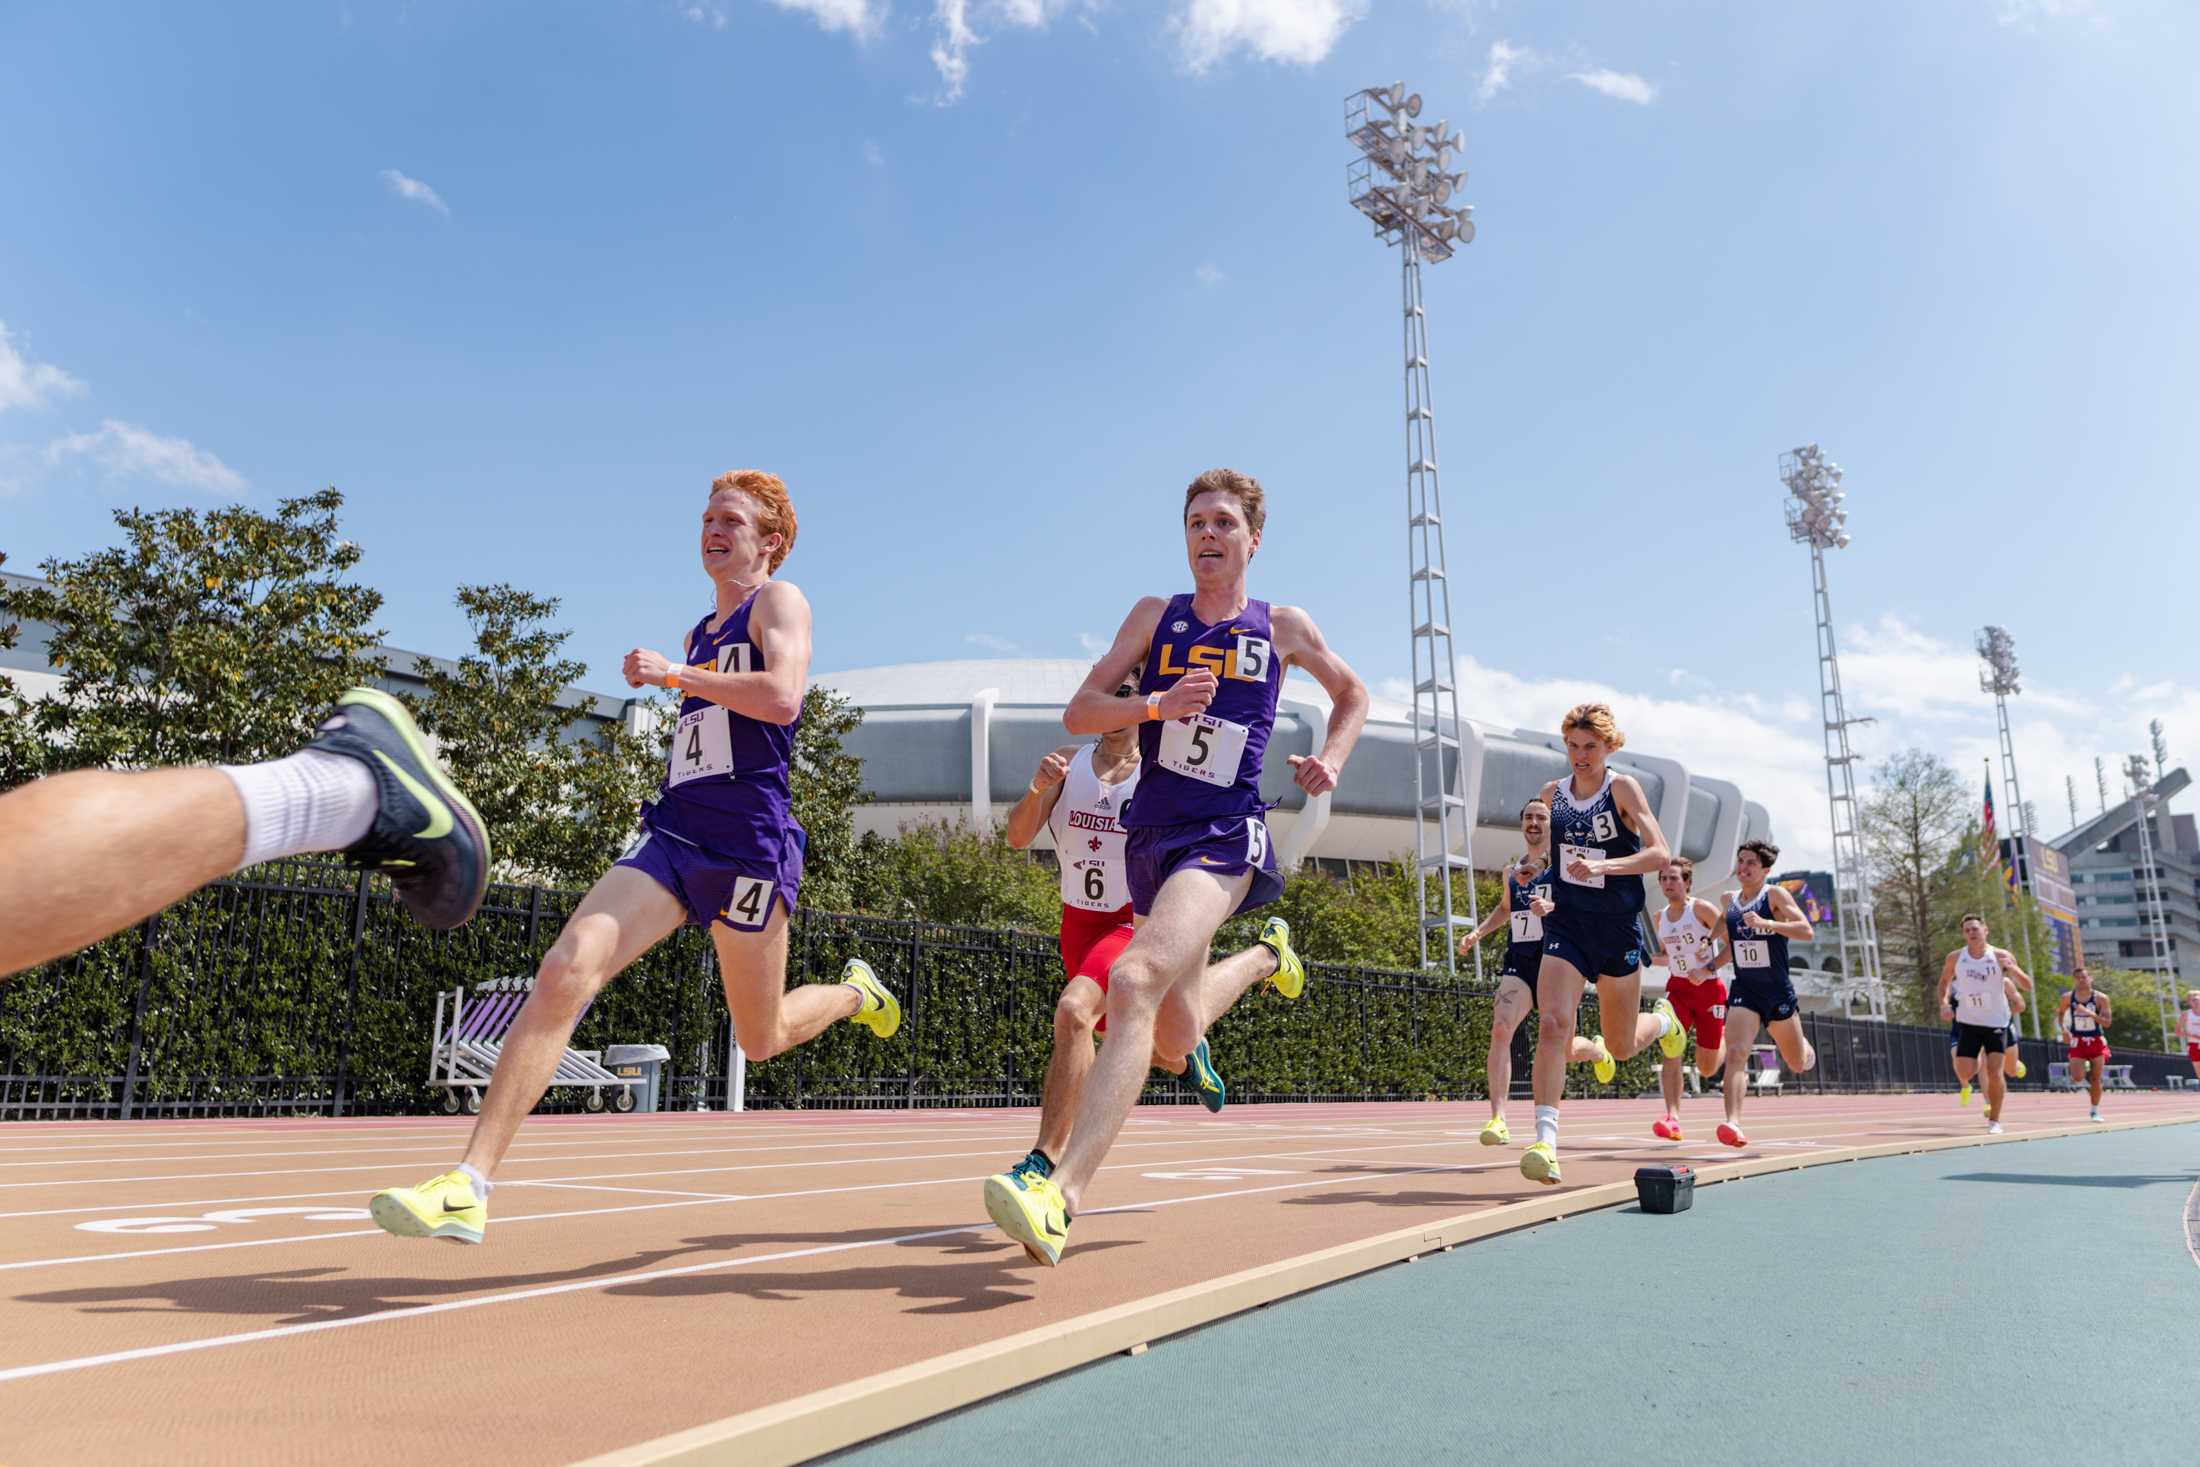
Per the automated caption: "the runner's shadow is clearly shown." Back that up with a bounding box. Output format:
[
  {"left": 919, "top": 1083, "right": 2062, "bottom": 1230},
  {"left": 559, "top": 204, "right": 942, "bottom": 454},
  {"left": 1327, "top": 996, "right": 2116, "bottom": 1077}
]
[
  {"left": 1285, "top": 1188, "right": 1547, "bottom": 1210},
  {"left": 610, "top": 1240, "right": 1139, "bottom": 1317},
  {"left": 1943, "top": 1172, "right": 2199, "bottom": 1189}
]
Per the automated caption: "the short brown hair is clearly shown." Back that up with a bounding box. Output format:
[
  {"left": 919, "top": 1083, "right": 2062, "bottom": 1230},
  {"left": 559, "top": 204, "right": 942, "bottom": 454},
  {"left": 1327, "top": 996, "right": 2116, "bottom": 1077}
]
[
  {"left": 1961, "top": 912, "right": 1985, "bottom": 928},
  {"left": 1666, "top": 857, "right": 1695, "bottom": 881},
  {"left": 1561, "top": 702, "right": 1624, "bottom": 750},
  {"left": 1184, "top": 468, "right": 1266, "bottom": 537},
  {"left": 711, "top": 469, "right": 797, "bottom": 572},
  {"left": 1737, "top": 838, "right": 1780, "bottom": 869},
  {"left": 1519, "top": 798, "right": 1548, "bottom": 821}
]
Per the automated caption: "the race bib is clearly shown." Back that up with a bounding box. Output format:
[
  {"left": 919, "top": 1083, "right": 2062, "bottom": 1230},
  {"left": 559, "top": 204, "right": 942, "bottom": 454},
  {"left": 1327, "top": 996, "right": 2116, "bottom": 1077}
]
[
  {"left": 669, "top": 705, "right": 734, "bottom": 787},
  {"left": 1158, "top": 713, "right": 1248, "bottom": 786},
  {"left": 1232, "top": 636, "right": 1272, "bottom": 682},
  {"left": 1668, "top": 947, "right": 1694, "bottom": 976},
  {"left": 1558, "top": 844, "right": 1605, "bottom": 888},
  {"left": 720, "top": 874, "right": 775, "bottom": 930},
  {"left": 1509, "top": 910, "right": 1543, "bottom": 944},
  {"left": 1734, "top": 939, "right": 1771, "bottom": 969}
]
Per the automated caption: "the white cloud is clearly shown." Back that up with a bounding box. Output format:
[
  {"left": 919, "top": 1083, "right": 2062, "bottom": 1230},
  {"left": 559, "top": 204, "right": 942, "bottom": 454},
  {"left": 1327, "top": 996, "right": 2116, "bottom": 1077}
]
[
  {"left": 0, "top": 322, "right": 85, "bottom": 414},
  {"left": 1169, "top": 0, "right": 1365, "bottom": 75},
  {"left": 378, "top": 168, "right": 449, "bottom": 215},
  {"left": 1076, "top": 631, "right": 1111, "bottom": 658},
  {"left": 965, "top": 631, "right": 1021, "bottom": 654},
  {"left": 927, "top": 0, "right": 1084, "bottom": 104},
  {"left": 1568, "top": 67, "right": 1657, "bottom": 105},
  {"left": 1477, "top": 39, "right": 1535, "bottom": 104},
  {"left": 680, "top": 2, "right": 730, "bottom": 28},
  {"left": 772, "top": 0, "right": 886, "bottom": 41},
  {"left": 43, "top": 419, "right": 246, "bottom": 495},
  {"left": 1195, "top": 262, "right": 1226, "bottom": 286}
]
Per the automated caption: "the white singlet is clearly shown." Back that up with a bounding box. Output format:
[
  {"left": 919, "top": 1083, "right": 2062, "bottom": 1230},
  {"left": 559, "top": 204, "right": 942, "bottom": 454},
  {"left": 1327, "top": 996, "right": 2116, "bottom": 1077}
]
[
  {"left": 1951, "top": 948, "right": 2012, "bottom": 1029},
  {"left": 2180, "top": 1009, "right": 2200, "bottom": 1043},
  {"left": 1657, "top": 903, "right": 1718, "bottom": 978},
  {"left": 1048, "top": 745, "right": 1138, "bottom": 913}
]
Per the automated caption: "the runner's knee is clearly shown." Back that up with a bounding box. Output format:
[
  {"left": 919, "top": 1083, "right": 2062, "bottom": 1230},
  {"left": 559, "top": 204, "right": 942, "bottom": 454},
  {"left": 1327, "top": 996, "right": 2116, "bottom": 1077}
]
[
  {"left": 1536, "top": 1007, "right": 1575, "bottom": 1043},
  {"left": 533, "top": 946, "right": 611, "bottom": 1018},
  {"left": 1054, "top": 985, "right": 1103, "bottom": 1039}
]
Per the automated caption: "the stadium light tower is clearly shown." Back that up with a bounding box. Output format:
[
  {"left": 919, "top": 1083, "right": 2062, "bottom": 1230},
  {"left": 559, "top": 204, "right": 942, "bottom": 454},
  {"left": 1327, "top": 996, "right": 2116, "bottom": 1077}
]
[
  {"left": 1780, "top": 444, "right": 1887, "bottom": 1019},
  {"left": 2124, "top": 754, "right": 2183, "bottom": 1051},
  {"left": 1345, "top": 82, "right": 1480, "bottom": 974},
  {"left": 1978, "top": 626, "right": 2041, "bottom": 1033}
]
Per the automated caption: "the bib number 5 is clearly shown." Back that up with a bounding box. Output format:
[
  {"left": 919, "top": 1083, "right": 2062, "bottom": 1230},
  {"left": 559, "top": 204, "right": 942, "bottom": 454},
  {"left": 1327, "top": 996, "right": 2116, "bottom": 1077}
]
[{"left": 1159, "top": 714, "right": 1249, "bottom": 786}]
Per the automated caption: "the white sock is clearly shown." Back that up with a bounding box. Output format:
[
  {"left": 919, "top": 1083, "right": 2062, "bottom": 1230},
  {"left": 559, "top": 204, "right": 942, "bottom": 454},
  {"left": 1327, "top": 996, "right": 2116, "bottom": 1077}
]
[
  {"left": 1534, "top": 1104, "right": 1560, "bottom": 1149},
  {"left": 456, "top": 1161, "right": 492, "bottom": 1195},
  {"left": 1655, "top": 1010, "right": 1676, "bottom": 1040},
  {"left": 218, "top": 750, "right": 377, "bottom": 869}
]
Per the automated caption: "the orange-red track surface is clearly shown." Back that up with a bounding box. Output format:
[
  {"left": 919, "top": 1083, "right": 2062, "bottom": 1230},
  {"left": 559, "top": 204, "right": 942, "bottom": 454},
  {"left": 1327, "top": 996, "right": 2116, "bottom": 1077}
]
[{"left": 3, "top": 1092, "right": 2189, "bottom": 1464}]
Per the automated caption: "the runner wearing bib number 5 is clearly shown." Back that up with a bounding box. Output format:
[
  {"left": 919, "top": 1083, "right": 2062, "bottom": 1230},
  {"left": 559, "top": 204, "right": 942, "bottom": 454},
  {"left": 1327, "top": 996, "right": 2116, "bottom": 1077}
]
[
  {"left": 1713, "top": 839, "right": 1817, "bottom": 1149},
  {"left": 985, "top": 468, "right": 1369, "bottom": 1267},
  {"left": 367, "top": 470, "right": 897, "bottom": 1246}
]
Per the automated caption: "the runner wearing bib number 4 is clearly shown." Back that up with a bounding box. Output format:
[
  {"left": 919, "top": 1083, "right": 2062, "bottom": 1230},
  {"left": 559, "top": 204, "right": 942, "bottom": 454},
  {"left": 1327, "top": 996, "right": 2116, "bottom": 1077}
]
[
  {"left": 984, "top": 468, "right": 1369, "bottom": 1267},
  {"left": 1518, "top": 704, "right": 1686, "bottom": 1187},
  {"left": 999, "top": 684, "right": 1308, "bottom": 1187},
  {"left": 1712, "top": 839, "right": 1817, "bottom": 1149},
  {"left": 1456, "top": 798, "right": 1605, "bottom": 1146},
  {"left": 368, "top": 470, "right": 897, "bottom": 1246}
]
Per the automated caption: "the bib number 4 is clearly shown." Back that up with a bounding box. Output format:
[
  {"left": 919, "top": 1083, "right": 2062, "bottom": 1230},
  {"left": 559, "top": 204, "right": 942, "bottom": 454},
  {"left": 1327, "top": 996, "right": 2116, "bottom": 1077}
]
[
  {"left": 669, "top": 706, "right": 734, "bottom": 787},
  {"left": 721, "top": 875, "right": 776, "bottom": 930}
]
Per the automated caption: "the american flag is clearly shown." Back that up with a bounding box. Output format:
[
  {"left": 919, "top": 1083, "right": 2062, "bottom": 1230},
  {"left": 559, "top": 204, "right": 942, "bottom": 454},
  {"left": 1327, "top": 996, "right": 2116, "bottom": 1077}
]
[{"left": 1982, "top": 772, "right": 2016, "bottom": 902}]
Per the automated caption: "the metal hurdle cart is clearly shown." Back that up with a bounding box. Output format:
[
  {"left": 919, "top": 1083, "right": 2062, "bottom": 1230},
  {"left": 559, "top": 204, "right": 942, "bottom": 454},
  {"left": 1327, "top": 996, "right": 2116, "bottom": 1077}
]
[{"left": 428, "top": 975, "right": 664, "bottom": 1114}]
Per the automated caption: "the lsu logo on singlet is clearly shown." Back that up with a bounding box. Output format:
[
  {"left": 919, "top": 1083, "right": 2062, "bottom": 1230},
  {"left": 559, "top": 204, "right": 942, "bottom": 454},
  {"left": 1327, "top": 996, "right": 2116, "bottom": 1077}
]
[{"left": 1154, "top": 636, "right": 1273, "bottom": 684}]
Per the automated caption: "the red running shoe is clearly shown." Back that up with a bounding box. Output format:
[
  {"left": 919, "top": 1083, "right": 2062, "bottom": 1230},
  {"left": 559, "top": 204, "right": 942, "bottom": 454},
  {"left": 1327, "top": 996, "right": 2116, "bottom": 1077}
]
[
  {"left": 1715, "top": 1122, "right": 1747, "bottom": 1148},
  {"left": 1652, "top": 1115, "right": 1682, "bottom": 1141}
]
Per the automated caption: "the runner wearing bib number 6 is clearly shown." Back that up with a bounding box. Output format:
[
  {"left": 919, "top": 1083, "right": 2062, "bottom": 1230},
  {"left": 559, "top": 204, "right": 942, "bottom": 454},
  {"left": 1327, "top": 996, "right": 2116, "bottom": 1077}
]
[
  {"left": 1518, "top": 704, "right": 1687, "bottom": 1186},
  {"left": 1714, "top": 839, "right": 1817, "bottom": 1148},
  {"left": 998, "top": 683, "right": 1309, "bottom": 1188},
  {"left": 367, "top": 470, "right": 898, "bottom": 1246},
  {"left": 984, "top": 468, "right": 1369, "bottom": 1267}
]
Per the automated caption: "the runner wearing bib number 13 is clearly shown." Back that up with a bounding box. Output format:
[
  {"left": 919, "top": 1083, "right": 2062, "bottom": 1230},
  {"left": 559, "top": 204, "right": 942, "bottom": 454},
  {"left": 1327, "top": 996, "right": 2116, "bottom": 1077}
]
[
  {"left": 367, "top": 470, "right": 898, "bottom": 1246},
  {"left": 1518, "top": 704, "right": 1686, "bottom": 1187},
  {"left": 998, "top": 681, "right": 1309, "bottom": 1189},
  {"left": 985, "top": 468, "right": 1369, "bottom": 1267},
  {"left": 1714, "top": 839, "right": 1817, "bottom": 1149},
  {"left": 1650, "top": 856, "right": 1731, "bottom": 1143}
]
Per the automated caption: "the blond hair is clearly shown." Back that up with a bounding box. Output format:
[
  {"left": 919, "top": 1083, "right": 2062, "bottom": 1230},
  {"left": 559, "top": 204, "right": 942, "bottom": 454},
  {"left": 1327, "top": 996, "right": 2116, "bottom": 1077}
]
[
  {"left": 1561, "top": 702, "right": 1625, "bottom": 750},
  {"left": 710, "top": 470, "right": 797, "bottom": 573},
  {"left": 1184, "top": 468, "right": 1266, "bottom": 537}
]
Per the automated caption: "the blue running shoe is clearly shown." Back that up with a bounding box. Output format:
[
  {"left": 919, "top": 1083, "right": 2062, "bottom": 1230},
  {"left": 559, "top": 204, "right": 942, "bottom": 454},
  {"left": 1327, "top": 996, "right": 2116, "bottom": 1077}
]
[{"left": 1181, "top": 1038, "right": 1226, "bottom": 1114}]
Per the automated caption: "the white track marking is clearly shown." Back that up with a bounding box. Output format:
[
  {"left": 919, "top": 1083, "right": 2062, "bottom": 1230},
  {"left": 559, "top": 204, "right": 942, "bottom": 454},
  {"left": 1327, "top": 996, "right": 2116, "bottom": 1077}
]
[{"left": 2184, "top": 1173, "right": 2200, "bottom": 1274}]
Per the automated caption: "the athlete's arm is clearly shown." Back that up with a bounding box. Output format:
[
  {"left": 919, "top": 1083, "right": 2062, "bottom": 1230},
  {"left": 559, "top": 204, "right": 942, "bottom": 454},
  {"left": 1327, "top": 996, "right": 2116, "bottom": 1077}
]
[
  {"left": 1576, "top": 774, "right": 1670, "bottom": 879},
  {"left": 1937, "top": 950, "right": 1959, "bottom": 1018},
  {"left": 1460, "top": 867, "right": 1513, "bottom": 950},
  {"left": 1746, "top": 884, "right": 1815, "bottom": 941},
  {"left": 2095, "top": 992, "right": 2112, "bottom": 1026},
  {"left": 1272, "top": 605, "right": 1368, "bottom": 797},
  {"left": 2056, "top": 991, "right": 2074, "bottom": 1037},
  {"left": 1063, "top": 598, "right": 1212, "bottom": 735},
  {"left": 1693, "top": 897, "right": 1731, "bottom": 971},
  {"left": 1995, "top": 948, "right": 2035, "bottom": 995},
  {"left": 1004, "top": 746, "right": 1077, "bottom": 850},
  {"left": 628, "top": 581, "right": 810, "bottom": 725}
]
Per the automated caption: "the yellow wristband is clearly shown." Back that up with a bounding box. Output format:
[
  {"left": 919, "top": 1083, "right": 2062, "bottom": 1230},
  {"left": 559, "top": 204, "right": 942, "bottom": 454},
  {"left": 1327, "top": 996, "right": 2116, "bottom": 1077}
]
[{"left": 1144, "top": 692, "right": 1163, "bottom": 722}]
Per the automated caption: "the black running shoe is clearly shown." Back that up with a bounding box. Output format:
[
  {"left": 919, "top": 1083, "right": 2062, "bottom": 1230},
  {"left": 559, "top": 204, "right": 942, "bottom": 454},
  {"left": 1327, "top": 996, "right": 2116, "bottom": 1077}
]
[{"left": 307, "top": 687, "right": 490, "bottom": 929}]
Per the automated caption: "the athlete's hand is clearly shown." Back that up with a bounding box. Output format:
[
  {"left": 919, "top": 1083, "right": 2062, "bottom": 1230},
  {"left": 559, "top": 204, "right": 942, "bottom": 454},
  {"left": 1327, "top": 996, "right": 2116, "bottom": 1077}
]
[
  {"left": 1940, "top": 1002, "right": 1955, "bottom": 1022},
  {"left": 1030, "top": 751, "right": 1071, "bottom": 792},
  {"left": 1565, "top": 853, "right": 1602, "bottom": 882},
  {"left": 1458, "top": 930, "right": 1483, "bottom": 954},
  {"left": 625, "top": 647, "right": 677, "bottom": 689},
  {"left": 1288, "top": 754, "right": 1340, "bottom": 795},
  {"left": 1529, "top": 896, "right": 1555, "bottom": 917},
  {"left": 1157, "top": 668, "right": 1219, "bottom": 720},
  {"left": 1743, "top": 911, "right": 1774, "bottom": 933}
]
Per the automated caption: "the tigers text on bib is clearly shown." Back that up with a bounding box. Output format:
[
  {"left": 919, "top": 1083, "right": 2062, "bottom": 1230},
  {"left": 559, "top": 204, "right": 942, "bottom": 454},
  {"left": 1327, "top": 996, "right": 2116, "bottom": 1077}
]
[
  {"left": 669, "top": 706, "right": 734, "bottom": 787},
  {"left": 1158, "top": 714, "right": 1249, "bottom": 787}
]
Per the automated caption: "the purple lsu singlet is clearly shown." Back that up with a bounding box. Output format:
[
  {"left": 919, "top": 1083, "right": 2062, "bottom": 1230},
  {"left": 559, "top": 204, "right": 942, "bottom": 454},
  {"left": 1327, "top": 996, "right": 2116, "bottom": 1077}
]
[
  {"left": 1124, "top": 594, "right": 1280, "bottom": 828},
  {"left": 641, "top": 589, "right": 803, "bottom": 859}
]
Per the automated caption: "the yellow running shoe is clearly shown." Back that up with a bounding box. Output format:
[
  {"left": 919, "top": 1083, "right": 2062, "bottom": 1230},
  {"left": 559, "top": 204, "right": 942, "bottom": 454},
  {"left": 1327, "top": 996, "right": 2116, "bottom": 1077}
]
[
  {"left": 1655, "top": 997, "right": 1687, "bottom": 1060},
  {"left": 369, "top": 1169, "right": 486, "bottom": 1245},
  {"left": 1591, "top": 1037, "right": 1616, "bottom": 1085},
  {"left": 1259, "top": 916, "right": 1306, "bottom": 1000},
  {"left": 1479, "top": 1115, "right": 1510, "bottom": 1146},
  {"left": 2009, "top": 1055, "right": 2027, "bottom": 1080},
  {"left": 1520, "top": 1141, "right": 1561, "bottom": 1186},
  {"left": 983, "top": 1168, "right": 1069, "bottom": 1267},
  {"left": 842, "top": 958, "right": 901, "bottom": 1039},
  {"left": 1959, "top": 1082, "right": 1973, "bottom": 1106}
]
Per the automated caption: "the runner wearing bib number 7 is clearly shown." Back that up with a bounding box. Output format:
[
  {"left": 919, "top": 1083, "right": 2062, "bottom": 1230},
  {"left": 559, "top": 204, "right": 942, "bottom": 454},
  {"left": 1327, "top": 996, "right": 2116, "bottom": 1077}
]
[
  {"left": 998, "top": 685, "right": 1309, "bottom": 1187},
  {"left": 984, "top": 468, "right": 1369, "bottom": 1267},
  {"left": 1456, "top": 798, "right": 1606, "bottom": 1146},
  {"left": 367, "top": 470, "right": 898, "bottom": 1246},
  {"left": 1519, "top": 704, "right": 1686, "bottom": 1186},
  {"left": 1713, "top": 839, "right": 1817, "bottom": 1148}
]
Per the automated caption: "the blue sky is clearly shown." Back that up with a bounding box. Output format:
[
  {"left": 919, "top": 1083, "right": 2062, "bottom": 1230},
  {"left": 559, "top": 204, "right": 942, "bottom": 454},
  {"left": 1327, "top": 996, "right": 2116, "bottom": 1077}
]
[{"left": 3, "top": 0, "right": 2195, "bottom": 868}]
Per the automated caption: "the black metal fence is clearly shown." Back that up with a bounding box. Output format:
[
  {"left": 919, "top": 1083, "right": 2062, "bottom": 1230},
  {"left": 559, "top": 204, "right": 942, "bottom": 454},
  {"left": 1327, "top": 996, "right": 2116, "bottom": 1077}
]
[{"left": 2, "top": 862, "right": 2190, "bottom": 1120}]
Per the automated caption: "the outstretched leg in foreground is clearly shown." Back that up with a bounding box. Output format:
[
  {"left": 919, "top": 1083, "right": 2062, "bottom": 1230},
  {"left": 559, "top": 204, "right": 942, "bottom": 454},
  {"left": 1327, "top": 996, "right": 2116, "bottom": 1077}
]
[{"left": 1522, "top": 956, "right": 1590, "bottom": 1184}]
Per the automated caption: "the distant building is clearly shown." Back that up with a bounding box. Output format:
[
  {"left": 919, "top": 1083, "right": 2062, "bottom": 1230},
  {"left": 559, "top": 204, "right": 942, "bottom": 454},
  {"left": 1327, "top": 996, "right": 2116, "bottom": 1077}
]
[{"left": 2049, "top": 768, "right": 2195, "bottom": 980}]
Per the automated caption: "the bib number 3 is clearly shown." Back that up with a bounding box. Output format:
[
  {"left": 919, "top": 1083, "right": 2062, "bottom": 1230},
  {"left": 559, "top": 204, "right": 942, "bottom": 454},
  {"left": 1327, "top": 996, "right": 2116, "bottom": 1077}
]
[{"left": 1159, "top": 714, "right": 1249, "bottom": 786}]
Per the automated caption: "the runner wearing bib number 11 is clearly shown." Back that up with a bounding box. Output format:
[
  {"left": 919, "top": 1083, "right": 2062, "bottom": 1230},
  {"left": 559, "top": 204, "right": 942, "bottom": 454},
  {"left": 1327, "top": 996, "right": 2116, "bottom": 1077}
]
[
  {"left": 984, "top": 468, "right": 1369, "bottom": 1267},
  {"left": 1714, "top": 839, "right": 1817, "bottom": 1148},
  {"left": 1519, "top": 703, "right": 1687, "bottom": 1186},
  {"left": 1937, "top": 913, "right": 2031, "bottom": 1135},
  {"left": 999, "top": 677, "right": 1309, "bottom": 1188},
  {"left": 367, "top": 470, "right": 898, "bottom": 1246},
  {"left": 1456, "top": 798, "right": 1606, "bottom": 1146}
]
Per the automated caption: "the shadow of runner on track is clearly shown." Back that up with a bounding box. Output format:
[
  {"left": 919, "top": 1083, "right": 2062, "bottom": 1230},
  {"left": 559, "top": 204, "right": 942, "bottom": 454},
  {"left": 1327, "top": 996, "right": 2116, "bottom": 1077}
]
[
  {"left": 1943, "top": 1170, "right": 2198, "bottom": 1189},
  {"left": 608, "top": 1242, "right": 1139, "bottom": 1316}
]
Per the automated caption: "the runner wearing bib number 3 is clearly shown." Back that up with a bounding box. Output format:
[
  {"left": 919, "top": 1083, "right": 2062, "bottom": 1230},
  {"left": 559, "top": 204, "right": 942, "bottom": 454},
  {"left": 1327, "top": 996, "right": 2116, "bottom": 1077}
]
[
  {"left": 367, "top": 471, "right": 898, "bottom": 1246},
  {"left": 998, "top": 685, "right": 1309, "bottom": 1188},
  {"left": 985, "top": 468, "right": 1369, "bottom": 1267},
  {"left": 1519, "top": 704, "right": 1687, "bottom": 1186},
  {"left": 1714, "top": 839, "right": 1817, "bottom": 1148}
]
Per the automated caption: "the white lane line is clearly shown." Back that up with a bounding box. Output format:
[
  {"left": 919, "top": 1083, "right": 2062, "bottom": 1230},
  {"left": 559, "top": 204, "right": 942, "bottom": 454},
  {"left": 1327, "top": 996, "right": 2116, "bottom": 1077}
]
[
  {"left": 2183, "top": 1173, "right": 2200, "bottom": 1274},
  {"left": 501, "top": 1182, "right": 746, "bottom": 1201}
]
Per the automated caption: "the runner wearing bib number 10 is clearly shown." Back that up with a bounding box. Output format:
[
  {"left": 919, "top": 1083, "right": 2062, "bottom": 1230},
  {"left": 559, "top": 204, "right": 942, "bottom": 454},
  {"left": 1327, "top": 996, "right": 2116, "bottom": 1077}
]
[
  {"left": 367, "top": 470, "right": 899, "bottom": 1247},
  {"left": 1456, "top": 798, "right": 1607, "bottom": 1147},
  {"left": 985, "top": 468, "right": 1370, "bottom": 1267},
  {"left": 1517, "top": 703, "right": 1687, "bottom": 1187},
  {"left": 998, "top": 675, "right": 1310, "bottom": 1190},
  {"left": 1714, "top": 839, "right": 1817, "bottom": 1149}
]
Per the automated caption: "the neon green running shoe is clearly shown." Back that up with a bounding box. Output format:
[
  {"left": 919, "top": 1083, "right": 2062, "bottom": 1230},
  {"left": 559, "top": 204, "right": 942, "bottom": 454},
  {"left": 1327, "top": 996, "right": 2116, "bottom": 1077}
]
[
  {"left": 1479, "top": 1115, "right": 1510, "bottom": 1146},
  {"left": 369, "top": 1169, "right": 486, "bottom": 1245},
  {"left": 1959, "top": 1081, "right": 1973, "bottom": 1107},
  {"left": 1655, "top": 997, "right": 1687, "bottom": 1060},
  {"left": 842, "top": 958, "right": 901, "bottom": 1039},
  {"left": 983, "top": 1168, "right": 1069, "bottom": 1267},
  {"left": 1591, "top": 1036, "right": 1616, "bottom": 1085},
  {"left": 1520, "top": 1141, "right": 1561, "bottom": 1186},
  {"left": 1259, "top": 916, "right": 1306, "bottom": 1000}
]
